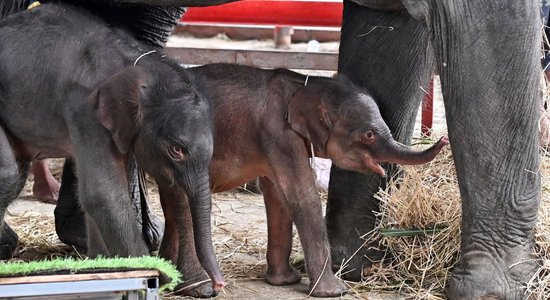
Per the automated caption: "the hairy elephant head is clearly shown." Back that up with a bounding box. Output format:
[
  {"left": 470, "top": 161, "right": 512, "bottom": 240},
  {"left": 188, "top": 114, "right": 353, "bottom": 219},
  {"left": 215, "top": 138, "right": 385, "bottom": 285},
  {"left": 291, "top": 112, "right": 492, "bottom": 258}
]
[
  {"left": 89, "top": 65, "right": 224, "bottom": 290},
  {"left": 287, "top": 76, "right": 448, "bottom": 177}
]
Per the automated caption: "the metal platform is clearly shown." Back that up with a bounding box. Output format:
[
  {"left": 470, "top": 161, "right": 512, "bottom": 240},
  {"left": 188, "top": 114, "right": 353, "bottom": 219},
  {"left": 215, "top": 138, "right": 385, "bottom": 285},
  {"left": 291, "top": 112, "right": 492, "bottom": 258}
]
[{"left": 0, "top": 270, "right": 160, "bottom": 300}]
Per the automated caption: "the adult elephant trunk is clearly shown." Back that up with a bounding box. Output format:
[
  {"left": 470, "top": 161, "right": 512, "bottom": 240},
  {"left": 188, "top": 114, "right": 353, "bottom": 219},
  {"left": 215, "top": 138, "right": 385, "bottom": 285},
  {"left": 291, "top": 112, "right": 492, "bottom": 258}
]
[
  {"left": 377, "top": 136, "right": 449, "bottom": 165},
  {"left": 351, "top": 0, "right": 404, "bottom": 11},
  {"left": 185, "top": 173, "right": 225, "bottom": 291}
]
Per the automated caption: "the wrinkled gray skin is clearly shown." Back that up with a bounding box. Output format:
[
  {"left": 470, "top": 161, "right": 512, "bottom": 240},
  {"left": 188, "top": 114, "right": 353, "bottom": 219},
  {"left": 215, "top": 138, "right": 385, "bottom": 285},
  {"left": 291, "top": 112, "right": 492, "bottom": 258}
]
[
  {"left": 0, "top": 3, "right": 225, "bottom": 291},
  {"left": 327, "top": 1, "right": 541, "bottom": 300}
]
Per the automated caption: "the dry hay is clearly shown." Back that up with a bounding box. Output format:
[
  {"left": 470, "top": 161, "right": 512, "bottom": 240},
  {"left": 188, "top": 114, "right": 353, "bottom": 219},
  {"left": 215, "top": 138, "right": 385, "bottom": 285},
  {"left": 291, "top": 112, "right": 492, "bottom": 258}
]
[
  {"left": 526, "top": 148, "right": 550, "bottom": 299},
  {"left": 349, "top": 137, "right": 550, "bottom": 299},
  {"left": 7, "top": 211, "right": 81, "bottom": 261}
]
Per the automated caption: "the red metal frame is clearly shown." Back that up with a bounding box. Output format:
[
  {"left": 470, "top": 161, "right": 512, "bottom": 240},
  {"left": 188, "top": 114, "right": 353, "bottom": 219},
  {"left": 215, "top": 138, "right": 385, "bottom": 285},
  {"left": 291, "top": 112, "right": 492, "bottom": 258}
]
[
  {"left": 182, "top": 0, "right": 343, "bottom": 27},
  {"left": 421, "top": 77, "right": 434, "bottom": 136}
]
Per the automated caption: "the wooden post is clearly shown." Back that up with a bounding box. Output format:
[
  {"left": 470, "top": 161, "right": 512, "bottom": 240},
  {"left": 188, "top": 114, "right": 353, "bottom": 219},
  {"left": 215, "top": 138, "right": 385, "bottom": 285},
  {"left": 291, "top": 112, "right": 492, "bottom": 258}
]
[
  {"left": 274, "top": 26, "right": 293, "bottom": 49},
  {"left": 421, "top": 77, "right": 434, "bottom": 136}
]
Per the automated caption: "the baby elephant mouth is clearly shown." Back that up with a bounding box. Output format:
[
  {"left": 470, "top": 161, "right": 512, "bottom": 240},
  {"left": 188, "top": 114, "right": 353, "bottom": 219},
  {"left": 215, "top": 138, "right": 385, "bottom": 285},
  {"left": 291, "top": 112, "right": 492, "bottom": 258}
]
[{"left": 364, "top": 156, "right": 387, "bottom": 177}]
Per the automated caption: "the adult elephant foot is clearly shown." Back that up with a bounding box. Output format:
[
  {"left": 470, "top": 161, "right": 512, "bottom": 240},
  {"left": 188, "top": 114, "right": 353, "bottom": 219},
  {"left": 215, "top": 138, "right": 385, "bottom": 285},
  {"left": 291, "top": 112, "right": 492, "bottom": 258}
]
[
  {"left": 0, "top": 223, "right": 18, "bottom": 259},
  {"left": 448, "top": 244, "right": 539, "bottom": 300},
  {"left": 329, "top": 238, "right": 385, "bottom": 282}
]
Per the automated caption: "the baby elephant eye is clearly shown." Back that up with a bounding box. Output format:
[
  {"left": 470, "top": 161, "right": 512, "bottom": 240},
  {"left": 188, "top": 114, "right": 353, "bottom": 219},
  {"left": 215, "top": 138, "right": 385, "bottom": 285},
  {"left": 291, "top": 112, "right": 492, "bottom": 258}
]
[
  {"left": 170, "top": 145, "right": 185, "bottom": 160},
  {"left": 361, "top": 131, "right": 376, "bottom": 144}
]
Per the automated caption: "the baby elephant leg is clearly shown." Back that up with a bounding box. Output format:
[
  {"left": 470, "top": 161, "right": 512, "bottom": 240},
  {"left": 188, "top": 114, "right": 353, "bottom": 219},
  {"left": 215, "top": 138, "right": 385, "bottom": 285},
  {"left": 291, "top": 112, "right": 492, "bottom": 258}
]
[
  {"left": 54, "top": 159, "right": 124, "bottom": 255},
  {"left": 55, "top": 157, "right": 163, "bottom": 252},
  {"left": 266, "top": 146, "right": 346, "bottom": 297},
  {"left": 69, "top": 124, "right": 148, "bottom": 257},
  {"left": 54, "top": 159, "right": 87, "bottom": 250},
  {"left": 259, "top": 177, "right": 301, "bottom": 286}
]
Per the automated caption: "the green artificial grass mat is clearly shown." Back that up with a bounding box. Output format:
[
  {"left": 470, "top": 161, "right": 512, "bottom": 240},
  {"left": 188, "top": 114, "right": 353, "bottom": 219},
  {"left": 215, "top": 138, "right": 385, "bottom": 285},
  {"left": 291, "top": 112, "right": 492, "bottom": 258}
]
[{"left": 0, "top": 256, "right": 181, "bottom": 291}]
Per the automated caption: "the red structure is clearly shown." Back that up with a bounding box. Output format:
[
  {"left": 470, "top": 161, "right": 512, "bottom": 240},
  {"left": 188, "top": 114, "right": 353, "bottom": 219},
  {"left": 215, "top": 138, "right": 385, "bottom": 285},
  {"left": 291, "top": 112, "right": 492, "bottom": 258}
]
[
  {"left": 422, "top": 78, "right": 434, "bottom": 136},
  {"left": 182, "top": 0, "right": 343, "bottom": 27}
]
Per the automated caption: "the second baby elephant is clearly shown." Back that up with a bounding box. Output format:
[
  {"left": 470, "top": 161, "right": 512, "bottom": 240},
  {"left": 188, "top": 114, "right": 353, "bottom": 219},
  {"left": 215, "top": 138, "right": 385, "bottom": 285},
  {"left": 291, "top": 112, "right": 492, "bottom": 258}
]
[{"left": 160, "top": 63, "right": 448, "bottom": 297}]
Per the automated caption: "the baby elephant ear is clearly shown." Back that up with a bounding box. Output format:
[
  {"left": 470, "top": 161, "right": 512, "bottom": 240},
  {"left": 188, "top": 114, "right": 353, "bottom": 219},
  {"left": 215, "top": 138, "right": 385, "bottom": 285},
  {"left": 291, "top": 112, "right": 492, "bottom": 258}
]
[
  {"left": 89, "top": 66, "right": 148, "bottom": 154},
  {"left": 287, "top": 88, "right": 331, "bottom": 154}
]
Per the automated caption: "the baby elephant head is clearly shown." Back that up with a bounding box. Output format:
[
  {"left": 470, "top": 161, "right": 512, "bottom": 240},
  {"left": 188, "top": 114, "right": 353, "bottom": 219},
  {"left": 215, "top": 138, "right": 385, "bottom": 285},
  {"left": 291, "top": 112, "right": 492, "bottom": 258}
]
[
  {"left": 88, "top": 65, "right": 224, "bottom": 290},
  {"left": 287, "top": 76, "right": 448, "bottom": 177}
]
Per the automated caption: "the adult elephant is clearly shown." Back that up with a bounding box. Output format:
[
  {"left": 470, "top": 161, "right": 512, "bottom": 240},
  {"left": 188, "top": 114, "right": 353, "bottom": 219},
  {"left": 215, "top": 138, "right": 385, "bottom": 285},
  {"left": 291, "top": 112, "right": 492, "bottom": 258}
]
[
  {"left": 2, "top": 0, "right": 540, "bottom": 299},
  {"left": 327, "top": 1, "right": 540, "bottom": 300}
]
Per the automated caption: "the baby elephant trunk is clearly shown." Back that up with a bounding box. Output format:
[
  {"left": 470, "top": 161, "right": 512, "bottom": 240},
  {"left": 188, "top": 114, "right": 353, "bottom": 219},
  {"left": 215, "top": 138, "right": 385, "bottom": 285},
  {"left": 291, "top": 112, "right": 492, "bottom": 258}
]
[
  {"left": 378, "top": 136, "right": 449, "bottom": 165},
  {"left": 187, "top": 177, "right": 226, "bottom": 291}
]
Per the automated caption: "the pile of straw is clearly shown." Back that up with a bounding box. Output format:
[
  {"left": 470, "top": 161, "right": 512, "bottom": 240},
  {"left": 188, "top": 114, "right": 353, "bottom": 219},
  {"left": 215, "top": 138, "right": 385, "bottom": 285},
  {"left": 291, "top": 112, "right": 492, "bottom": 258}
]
[
  {"left": 353, "top": 138, "right": 550, "bottom": 299},
  {"left": 526, "top": 148, "right": 550, "bottom": 299}
]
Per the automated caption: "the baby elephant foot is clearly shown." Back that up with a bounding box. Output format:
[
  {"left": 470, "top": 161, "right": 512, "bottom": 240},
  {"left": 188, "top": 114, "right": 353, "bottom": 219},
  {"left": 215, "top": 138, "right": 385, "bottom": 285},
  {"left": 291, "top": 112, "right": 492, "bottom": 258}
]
[
  {"left": 266, "top": 265, "right": 302, "bottom": 286},
  {"left": 31, "top": 160, "right": 60, "bottom": 204},
  {"left": 54, "top": 210, "right": 87, "bottom": 250},
  {"left": 308, "top": 274, "right": 347, "bottom": 297},
  {"left": 174, "top": 280, "right": 217, "bottom": 298},
  {"left": 0, "top": 223, "right": 18, "bottom": 259},
  {"left": 174, "top": 270, "right": 218, "bottom": 298}
]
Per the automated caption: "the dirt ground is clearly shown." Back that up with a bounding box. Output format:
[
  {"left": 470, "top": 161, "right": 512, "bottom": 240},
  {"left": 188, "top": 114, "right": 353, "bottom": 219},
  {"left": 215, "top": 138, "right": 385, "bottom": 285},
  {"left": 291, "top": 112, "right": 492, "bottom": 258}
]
[
  {"left": 5, "top": 175, "right": 404, "bottom": 300},
  {"left": 3, "top": 33, "right": 447, "bottom": 299}
]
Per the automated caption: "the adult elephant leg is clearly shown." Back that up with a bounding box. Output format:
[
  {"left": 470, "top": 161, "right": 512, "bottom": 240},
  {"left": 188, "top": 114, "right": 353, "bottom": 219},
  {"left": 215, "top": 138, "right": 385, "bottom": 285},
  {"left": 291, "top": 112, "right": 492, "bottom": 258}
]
[
  {"left": 326, "top": 1, "right": 434, "bottom": 280},
  {"left": 157, "top": 181, "right": 216, "bottom": 298},
  {"left": 403, "top": 1, "right": 541, "bottom": 298}
]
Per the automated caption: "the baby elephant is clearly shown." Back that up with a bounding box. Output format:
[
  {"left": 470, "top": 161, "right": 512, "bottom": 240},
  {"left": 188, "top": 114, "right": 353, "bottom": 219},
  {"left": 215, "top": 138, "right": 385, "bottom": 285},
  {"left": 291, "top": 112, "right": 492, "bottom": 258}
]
[
  {"left": 0, "top": 3, "right": 224, "bottom": 291},
  {"left": 160, "top": 63, "right": 448, "bottom": 297}
]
